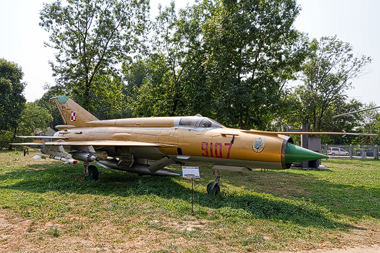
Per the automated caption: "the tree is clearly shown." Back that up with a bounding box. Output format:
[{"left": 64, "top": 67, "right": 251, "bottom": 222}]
[
  {"left": 121, "top": 59, "right": 149, "bottom": 118},
  {"left": 128, "top": 0, "right": 308, "bottom": 129},
  {"left": 16, "top": 102, "right": 53, "bottom": 137},
  {"left": 39, "top": 0, "right": 150, "bottom": 111},
  {"left": 293, "top": 36, "right": 371, "bottom": 133},
  {"left": 82, "top": 73, "right": 125, "bottom": 119},
  {"left": 128, "top": 2, "right": 209, "bottom": 118},
  {"left": 4, "top": 102, "right": 53, "bottom": 150},
  {"left": 201, "top": 0, "right": 308, "bottom": 129},
  {"left": 0, "top": 59, "right": 26, "bottom": 134},
  {"left": 36, "top": 84, "right": 65, "bottom": 130},
  {"left": 355, "top": 103, "right": 380, "bottom": 145},
  {"left": 318, "top": 99, "right": 364, "bottom": 144}
]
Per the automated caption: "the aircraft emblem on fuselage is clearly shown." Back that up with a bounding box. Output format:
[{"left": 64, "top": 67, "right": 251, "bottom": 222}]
[{"left": 253, "top": 137, "right": 265, "bottom": 153}]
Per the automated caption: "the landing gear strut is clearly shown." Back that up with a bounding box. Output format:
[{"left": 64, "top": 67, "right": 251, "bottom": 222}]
[
  {"left": 207, "top": 170, "right": 220, "bottom": 195},
  {"left": 84, "top": 162, "right": 99, "bottom": 181}
]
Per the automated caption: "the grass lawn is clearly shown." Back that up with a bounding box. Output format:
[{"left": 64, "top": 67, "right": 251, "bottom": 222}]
[{"left": 0, "top": 150, "right": 379, "bottom": 252}]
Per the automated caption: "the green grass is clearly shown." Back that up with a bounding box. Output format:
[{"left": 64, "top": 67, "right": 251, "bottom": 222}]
[{"left": 0, "top": 151, "right": 380, "bottom": 252}]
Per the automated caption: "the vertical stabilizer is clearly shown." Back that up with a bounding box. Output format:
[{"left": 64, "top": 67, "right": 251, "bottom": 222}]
[{"left": 51, "top": 96, "right": 98, "bottom": 127}]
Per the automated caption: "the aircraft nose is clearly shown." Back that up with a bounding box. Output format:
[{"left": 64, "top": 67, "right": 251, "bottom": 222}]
[{"left": 284, "top": 142, "right": 328, "bottom": 164}]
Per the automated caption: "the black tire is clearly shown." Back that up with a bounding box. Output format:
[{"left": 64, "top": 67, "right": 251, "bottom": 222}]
[
  {"left": 85, "top": 165, "right": 99, "bottom": 181},
  {"left": 207, "top": 182, "right": 220, "bottom": 196}
]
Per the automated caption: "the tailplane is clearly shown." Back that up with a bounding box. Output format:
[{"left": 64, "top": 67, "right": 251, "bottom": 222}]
[{"left": 51, "top": 96, "right": 98, "bottom": 128}]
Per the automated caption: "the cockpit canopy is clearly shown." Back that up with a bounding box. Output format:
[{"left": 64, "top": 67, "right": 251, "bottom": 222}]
[{"left": 175, "top": 115, "right": 223, "bottom": 129}]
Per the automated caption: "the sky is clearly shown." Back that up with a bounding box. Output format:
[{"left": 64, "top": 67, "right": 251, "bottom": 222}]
[{"left": 1, "top": 0, "right": 379, "bottom": 106}]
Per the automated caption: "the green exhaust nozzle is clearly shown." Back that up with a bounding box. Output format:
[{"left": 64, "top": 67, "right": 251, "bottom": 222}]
[{"left": 285, "top": 142, "right": 328, "bottom": 164}]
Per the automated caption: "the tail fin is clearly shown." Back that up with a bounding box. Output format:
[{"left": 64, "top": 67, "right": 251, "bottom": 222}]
[{"left": 51, "top": 96, "right": 98, "bottom": 127}]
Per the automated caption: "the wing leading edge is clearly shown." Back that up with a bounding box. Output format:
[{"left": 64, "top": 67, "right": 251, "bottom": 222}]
[
  {"left": 241, "top": 130, "right": 377, "bottom": 136},
  {"left": 11, "top": 140, "right": 166, "bottom": 148}
]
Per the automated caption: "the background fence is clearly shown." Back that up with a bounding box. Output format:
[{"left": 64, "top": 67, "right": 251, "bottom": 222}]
[{"left": 322, "top": 144, "right": 379, "bottom": 160}]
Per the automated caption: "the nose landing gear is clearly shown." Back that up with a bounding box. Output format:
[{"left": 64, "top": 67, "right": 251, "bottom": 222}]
[{"left": 207, "top": 170, "right": 220, "bottom": 195}]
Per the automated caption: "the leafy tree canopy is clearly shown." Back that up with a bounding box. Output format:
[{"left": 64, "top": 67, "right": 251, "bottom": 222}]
[
  {"left": 127, "top": 0, "right": 308, "bottom": 130},
  {"left": 354, "top": 103, "right": 380, "bottom": 145},
  {"left": 35, "top": 84, "right": 65, "bottom": 130},
  {"left": 39, "top": 0, "right": 150, "bottom": 111},
  {"left": 0, "top": 59, "right": 26, "bottom": 133},
  {"left": 280, "top": 36, "right": 372, "bottom": 144},
  {"left": 16, "top": 102, "right": 53, "bottom": 137}
]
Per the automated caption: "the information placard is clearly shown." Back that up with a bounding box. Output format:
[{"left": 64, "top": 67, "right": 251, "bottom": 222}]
[{"left": 182, "top": 166, "right": 200, "bottom": 178}]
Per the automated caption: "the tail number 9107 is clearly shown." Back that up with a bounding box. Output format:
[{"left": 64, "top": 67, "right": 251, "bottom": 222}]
[{"left": 201, "top": 142, "right": 232, "bottom": 159}]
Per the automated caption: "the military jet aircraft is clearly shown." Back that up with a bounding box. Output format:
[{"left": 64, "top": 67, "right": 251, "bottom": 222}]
[{"left": 11, "top": 96, "right": 374, "bottom": 195}]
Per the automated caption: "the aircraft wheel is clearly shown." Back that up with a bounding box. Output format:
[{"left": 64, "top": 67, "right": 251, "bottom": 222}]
[
  {"left": 207, "top": 182, "right": 220, "bottom": 196},
  {"left": 85, "top": 165, "right": 99, "bottom": 181}
]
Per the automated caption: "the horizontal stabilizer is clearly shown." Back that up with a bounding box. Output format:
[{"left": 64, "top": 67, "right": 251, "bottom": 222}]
[
  {"left": 16, "top": 136, "right": 67, "bottom": 139},
  {"left": 55, "top": 125, "right": 76, "bottom": 130}
]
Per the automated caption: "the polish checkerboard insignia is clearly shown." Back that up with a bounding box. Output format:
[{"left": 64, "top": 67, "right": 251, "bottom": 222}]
[{"left": 70, "top": 111, "right": 76, "bottom": 121}]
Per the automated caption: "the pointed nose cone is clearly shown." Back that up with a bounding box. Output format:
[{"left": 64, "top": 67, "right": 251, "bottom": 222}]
[{"left": 285, "top": 143, "right": 328, "bottom": 164}]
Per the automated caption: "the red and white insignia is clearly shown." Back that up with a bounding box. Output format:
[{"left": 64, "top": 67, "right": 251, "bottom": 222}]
[{"left": 70, "top": 111, "right": 76, "bottom": 121}]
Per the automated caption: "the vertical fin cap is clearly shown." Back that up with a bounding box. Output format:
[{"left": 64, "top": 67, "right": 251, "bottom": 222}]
[{"left": 56, "top": 96, "right": 69, "bottom": 104}]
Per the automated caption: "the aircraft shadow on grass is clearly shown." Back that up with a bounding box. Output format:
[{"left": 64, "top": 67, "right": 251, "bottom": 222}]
[{"left": 0, "top": 162, "right": 373, "bottom": 231}]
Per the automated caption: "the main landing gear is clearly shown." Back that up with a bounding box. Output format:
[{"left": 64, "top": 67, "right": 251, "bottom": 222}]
[
  {"left": 207, "top": 170, "right": 221, "bottom": 195},
  {"left": 84, "top": 162, "right": 99, "bottom": 181}
]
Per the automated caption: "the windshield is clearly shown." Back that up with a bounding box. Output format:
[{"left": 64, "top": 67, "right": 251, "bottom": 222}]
[{"left": 199, "top": 119, "right": 212, "bottom": 128}]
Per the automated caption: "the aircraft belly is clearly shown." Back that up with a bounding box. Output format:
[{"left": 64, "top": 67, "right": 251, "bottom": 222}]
[
  {"left": 171, "top": 155, "right": 284, "bottom": 170},
  {"left": 129, "top": 146, "right": 165, "bottom": 160}
]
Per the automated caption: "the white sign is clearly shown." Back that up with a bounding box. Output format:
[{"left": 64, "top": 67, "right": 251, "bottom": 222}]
[{"left": 182, "top": 166, "right": 200, "bottom": 178}]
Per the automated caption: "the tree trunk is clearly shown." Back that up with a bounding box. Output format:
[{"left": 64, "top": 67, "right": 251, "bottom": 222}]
[
  {"left": 84, "top": 81, "right": 90, "bottom": 111},
  {"left": 8, "top": 125, "right": 18, "bottom": 150}
]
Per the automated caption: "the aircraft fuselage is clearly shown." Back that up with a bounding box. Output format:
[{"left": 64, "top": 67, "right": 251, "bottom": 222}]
[{"left": 53, "top": 116, "right": 288, "bottom": 170}]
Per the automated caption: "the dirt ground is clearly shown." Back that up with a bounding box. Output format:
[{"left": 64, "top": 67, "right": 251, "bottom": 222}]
[{"left": 1, "top": 208, "right": 379, "bottom": 253}]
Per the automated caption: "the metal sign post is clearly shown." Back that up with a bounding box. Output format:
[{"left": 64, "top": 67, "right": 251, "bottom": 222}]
[
  {"left": 182, "top": 166, "right": 200, "bottom": 214},
  {"left": 192, "top": 178, "right": 194, "bottom": 213}
]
